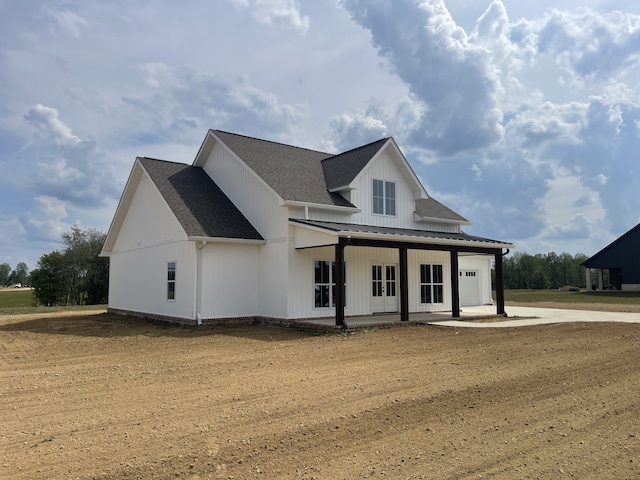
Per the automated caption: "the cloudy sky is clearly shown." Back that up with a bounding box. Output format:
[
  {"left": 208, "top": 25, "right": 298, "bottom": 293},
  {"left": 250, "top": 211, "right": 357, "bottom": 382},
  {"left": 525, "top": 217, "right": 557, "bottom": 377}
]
[{"left": 2, "top": 0, "right": 640, "bottom": 271}]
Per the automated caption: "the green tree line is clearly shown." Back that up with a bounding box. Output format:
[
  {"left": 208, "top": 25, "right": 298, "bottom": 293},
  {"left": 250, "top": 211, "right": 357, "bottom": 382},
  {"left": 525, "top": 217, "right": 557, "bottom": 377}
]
[
  {"left": 500, "top": 251, "right": 590, "bottom": 290},
  {"left": 1, "top": 226, "right": 109, "bottom": 306}
]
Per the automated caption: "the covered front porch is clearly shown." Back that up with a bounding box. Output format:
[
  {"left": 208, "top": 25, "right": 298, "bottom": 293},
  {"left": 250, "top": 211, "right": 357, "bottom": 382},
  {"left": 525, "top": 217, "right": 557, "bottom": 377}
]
[{"left": 291, "top": 219, "right": 515, "bottom": 328}]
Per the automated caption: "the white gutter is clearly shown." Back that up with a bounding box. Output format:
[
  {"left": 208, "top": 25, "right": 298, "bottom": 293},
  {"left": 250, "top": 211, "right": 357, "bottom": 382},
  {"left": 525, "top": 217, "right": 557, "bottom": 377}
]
[
  {"left": 281, "top": 200, "right": 360, "bottom": 213},
  {"left": 187, "top": 236, "right": 265, "bottom": 245}
]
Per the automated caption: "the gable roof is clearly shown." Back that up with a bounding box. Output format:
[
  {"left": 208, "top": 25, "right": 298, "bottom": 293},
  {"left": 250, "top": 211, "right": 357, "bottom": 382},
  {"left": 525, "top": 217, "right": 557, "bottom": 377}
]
[
  {"left": 209, "top": 130, "right": 354, "bottom": 207},
  {"left": 321, "top": 138, "right": 389, "bottom": 190},
  {"left": 415, "top": 197, "right": 470, "bottom": 224},
  {"left": 581, "top": 223, "right": 640, "bottom": 268},
  {"left": 138, "top": 157, "right": 263, "bottom": 241}
]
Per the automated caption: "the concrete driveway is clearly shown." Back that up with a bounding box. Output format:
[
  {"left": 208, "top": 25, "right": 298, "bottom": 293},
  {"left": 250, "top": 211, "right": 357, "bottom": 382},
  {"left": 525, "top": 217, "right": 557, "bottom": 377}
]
[{"left": 427, "top": 305, "right": 640, "bottom": 328}]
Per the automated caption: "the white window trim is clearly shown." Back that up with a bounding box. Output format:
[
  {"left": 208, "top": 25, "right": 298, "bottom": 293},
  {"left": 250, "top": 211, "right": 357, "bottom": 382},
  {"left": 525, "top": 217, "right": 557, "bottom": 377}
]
[
  {"left": 420, "top": 263, "right": 444, "bottom": 305},
  {"left": 372, "top": 178, "right": 396, "bottom": 217},
  {"left": 312, "top": 259, "right": 346, "bottom": 310},
  {"left": 167, "top": 261, "right": 176, "bottom": 302}
]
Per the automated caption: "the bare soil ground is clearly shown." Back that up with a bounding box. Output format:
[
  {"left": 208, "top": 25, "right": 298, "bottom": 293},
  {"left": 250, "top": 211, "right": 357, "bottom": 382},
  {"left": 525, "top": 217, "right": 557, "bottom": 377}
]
[{"left": 1, "top": 308, "right": 639, "bottom": 479}]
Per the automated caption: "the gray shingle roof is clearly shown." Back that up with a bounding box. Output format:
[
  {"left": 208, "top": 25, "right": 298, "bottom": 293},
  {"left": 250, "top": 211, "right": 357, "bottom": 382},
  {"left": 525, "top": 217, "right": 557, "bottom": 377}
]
[
  {"left": 212, "top": 130, "right": 353, "bottom": 207},
  {"left": 290, "top": 219, "right": 512, "bottom": 247},
  {"left": 415, "top": 197, "right": 469, "bottom": 223},
  {"left": 139, "top": 157, "right": 263, "bottom": 241},
  {"left": 321, "top": 138, "right": 389, "bottom": 190}
]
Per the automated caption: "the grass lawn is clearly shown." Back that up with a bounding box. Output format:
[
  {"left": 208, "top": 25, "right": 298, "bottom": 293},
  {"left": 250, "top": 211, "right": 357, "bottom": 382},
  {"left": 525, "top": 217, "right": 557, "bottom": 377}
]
[
  {"left": 503, "top": 288, "right": 640, "bottom": 305},
  {"left": 0, "top": 288, "right": 106, "bottom": 315}
]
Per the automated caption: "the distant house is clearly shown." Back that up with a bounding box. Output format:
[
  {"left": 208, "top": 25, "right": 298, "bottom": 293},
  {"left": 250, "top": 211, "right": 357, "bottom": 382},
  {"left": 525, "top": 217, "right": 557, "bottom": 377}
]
[
  {"left": 100, "top": 130, "right": 514, "bottom": 326},
  {"left": 581, "top": 223, "right": 640, "bottom": 291}
]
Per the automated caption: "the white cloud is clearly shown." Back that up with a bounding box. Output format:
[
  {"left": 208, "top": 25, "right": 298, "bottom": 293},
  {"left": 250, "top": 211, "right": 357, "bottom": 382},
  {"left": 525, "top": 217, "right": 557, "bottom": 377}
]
[
  {"left": 120, "top": 63, "right": 307, "bottom": 144},
  {"left": 533, "top": 8, "right": 640, "bottom": 82},
  {"left": 24, "top": 104, "right": 82, "bottom": 145},
  {"left": 18, "top": 104, "right": 120, "bottom": 208},
  {"left": 228, "top": 0, "right": 309, "bottom": 33},
  {"left": 48, "top": 9, "right": 89, "bottom": 38},
  {"left": 22, "top": 196, "right": 70, "bottom": 242},
  {"left": 340, "top": 0, "right": 504, "bottom": 156}
]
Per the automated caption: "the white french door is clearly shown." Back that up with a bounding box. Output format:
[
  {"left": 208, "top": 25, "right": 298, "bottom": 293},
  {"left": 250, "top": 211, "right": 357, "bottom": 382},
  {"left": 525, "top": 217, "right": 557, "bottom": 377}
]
[{"left": 371, "top": 264, "right": 398, "bottom": 313}]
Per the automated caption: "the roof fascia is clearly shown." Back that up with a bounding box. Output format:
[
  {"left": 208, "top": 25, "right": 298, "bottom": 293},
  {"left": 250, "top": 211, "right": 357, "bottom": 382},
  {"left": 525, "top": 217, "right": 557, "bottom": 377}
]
[
  {"left": 193, "top": 130, "right": 285, "bottom": 204},
  {"left": 187, "top": 236, "right": 266, "bottom": 245},
  {"left": 350, "top": 138, "right": 428, "bottom": 198},
  {"left": 100, "top": 159, "right": 145, "bottom": 254},
  {"left": 342, "top": 231, "right": 514, "bottom": 249},
  {"left": 414, "top": 212, "right": 473, "bottom": 226}
]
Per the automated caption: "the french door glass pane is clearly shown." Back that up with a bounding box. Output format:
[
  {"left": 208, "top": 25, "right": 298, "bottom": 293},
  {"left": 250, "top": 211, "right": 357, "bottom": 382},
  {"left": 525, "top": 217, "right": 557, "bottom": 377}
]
[{"left": 372, "top": 265, "right": 382, "bottom": 296}]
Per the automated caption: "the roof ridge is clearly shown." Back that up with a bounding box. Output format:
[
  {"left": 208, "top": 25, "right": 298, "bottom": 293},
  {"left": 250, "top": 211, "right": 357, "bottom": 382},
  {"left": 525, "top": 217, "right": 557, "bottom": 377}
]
[
  {"left": 212, "top": 129, "right": 331, "bottom": 156},
  {"left": 139, "top": 156, "right": 190, "bottom": 166},
  {"left": 321, "top": 137, "right": 389, "bottom": 163}
]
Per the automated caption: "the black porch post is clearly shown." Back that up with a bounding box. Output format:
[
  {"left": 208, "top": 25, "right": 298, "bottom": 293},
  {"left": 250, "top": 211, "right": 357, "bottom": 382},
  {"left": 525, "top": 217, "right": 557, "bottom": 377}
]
[
  {"left": 399, "top": 246, "right": 409, "bottom": 321},
  {"left": 334, "top": 238, "right": 346, "bottom": 327},
  {"left": 494, "top": 249, "right": 505, "bottom": 315},
  {"left": 450, "top": 249, "right": 460, "bottom": 318}
]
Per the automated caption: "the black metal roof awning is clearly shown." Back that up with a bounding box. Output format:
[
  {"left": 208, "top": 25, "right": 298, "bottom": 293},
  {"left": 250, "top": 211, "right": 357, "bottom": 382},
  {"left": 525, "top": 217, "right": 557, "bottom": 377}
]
[{"left": 290, "top": 218, "right": 514, "bottom": 252}]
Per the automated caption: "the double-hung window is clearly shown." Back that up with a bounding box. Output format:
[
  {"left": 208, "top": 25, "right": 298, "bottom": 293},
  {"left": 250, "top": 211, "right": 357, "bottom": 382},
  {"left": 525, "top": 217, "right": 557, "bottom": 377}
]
[
  {"left": 373, "top": 179, "right": 396, "bottom": 216},
  {"left": 420, "top": 264, "right": 443, "bottom": 304},
  {"left": 167, "top": 261, "right": 176, "bottom": 300},
  {"left": 314, "top": 260, "right": 346, "bottom": 308}
]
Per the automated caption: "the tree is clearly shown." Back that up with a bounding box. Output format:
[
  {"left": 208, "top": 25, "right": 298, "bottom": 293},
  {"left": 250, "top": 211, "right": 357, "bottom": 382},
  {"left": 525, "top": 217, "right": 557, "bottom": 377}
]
[
  {"left": 9, "top": 262, "right": 29, "bottom": 286},
  {"left": 31, "top": 252, "right": 67, "bottom": 306},
  {"left": 61, "top": 226, "right": 108, "bottom": 305},
  {"left": 0, "top": 263, "right": 10, "bottom": 286},
  {"left": 499, "top": 251, "right": 588, "bottom": 290}
]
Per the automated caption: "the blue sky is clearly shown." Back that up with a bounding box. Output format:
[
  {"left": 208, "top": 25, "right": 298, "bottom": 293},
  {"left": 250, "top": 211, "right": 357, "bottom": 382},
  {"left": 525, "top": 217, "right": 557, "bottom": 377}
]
[{"left": 2, "top": 0, "right": 640, "bottom": 271}]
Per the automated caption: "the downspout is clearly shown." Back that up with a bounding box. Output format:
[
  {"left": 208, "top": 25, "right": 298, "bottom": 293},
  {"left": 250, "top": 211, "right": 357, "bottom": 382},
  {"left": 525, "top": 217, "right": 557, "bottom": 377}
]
[{"left": 195, "top": 240, "right": 207, "bottom": 326}]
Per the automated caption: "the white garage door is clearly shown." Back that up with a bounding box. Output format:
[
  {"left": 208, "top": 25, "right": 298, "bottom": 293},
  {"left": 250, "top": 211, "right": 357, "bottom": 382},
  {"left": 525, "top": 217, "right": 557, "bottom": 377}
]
[{"left": 459, "top": 270, "right": 480, "bottom": 307}]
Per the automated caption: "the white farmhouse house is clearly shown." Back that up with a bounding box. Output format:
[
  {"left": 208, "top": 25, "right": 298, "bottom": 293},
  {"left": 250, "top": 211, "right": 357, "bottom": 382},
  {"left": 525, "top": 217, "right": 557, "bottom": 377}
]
[{"left": 100, "top": 130, "right": 514, "bottom": 327}]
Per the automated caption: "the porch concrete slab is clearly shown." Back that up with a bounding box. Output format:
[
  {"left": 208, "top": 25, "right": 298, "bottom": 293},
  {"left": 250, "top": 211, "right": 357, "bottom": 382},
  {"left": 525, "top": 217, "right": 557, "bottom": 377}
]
[
  {"left": 296, "top": 307, "right": 504, "bottom": 329},
  {"left": 426, "top": 306, "right": 640, "bottom": 328}
]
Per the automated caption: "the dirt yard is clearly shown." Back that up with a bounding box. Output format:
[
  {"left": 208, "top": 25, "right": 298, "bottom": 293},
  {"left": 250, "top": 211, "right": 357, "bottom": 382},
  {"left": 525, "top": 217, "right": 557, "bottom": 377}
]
[{"left": 1, "top": 310, "right": 639, "bottom": 479}]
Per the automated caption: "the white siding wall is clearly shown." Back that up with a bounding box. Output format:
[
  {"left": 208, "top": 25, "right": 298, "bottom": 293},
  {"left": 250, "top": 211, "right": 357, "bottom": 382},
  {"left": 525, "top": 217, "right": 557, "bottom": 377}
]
[
  {"left": 459, "top": 255, "right": 494, "bottom": 305},
  {"left": 345, "top": 150, "right": 417, "bottom": 228},
  {"left": 108, "top": 174, "right": 196, "bottom": 319},
  {"left": 199, "top": 243, "right": 261, "bottom": 319}
]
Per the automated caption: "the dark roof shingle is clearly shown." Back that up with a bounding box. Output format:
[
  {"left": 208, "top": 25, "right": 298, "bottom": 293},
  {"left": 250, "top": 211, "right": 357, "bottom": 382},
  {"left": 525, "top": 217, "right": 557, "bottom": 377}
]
[
  {"left": 139, "top": 157, "right": 263, "bottom": 240},
  {"left": 415, "top": 197, "right": 469, "bottom": 223},
  {"left": 212, "top": 130, "right": 353, "bottom": 207},
  {"left": 321, "top": 138, "right": 388, "bottom": 190}
]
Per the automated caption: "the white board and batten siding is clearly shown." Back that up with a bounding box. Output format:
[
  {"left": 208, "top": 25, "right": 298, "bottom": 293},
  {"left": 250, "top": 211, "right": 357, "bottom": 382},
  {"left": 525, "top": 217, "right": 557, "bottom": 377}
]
[
  {"left": 108, "top": 173, "right": 196, "bottom": 320},
  {"left": 199, "top": 243, "right": 260, "bottom": 319},
  {"left": 201, "top": 141, "right": 288, "bottom": 241},
  {"left": 346, "top": 149, "right": 420, "bottom": 228},
  {"left": 287, "top": 228, "right": 454, "bottom": 319}
]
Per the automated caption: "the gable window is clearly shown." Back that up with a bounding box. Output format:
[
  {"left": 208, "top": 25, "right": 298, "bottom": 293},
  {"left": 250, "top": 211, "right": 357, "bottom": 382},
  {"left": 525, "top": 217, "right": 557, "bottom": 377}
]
[
  {"left": 420, "top": 264, "right": 443, "bottom": 304},
  {"left": 373, "top": 179, "right": 396, "bottom": 216},
  {"left": 314, "top": 260, "right": 346, "bottom": 308},
  {"left": 167, "top": 261, "right": 176, "bottom": 301}
]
